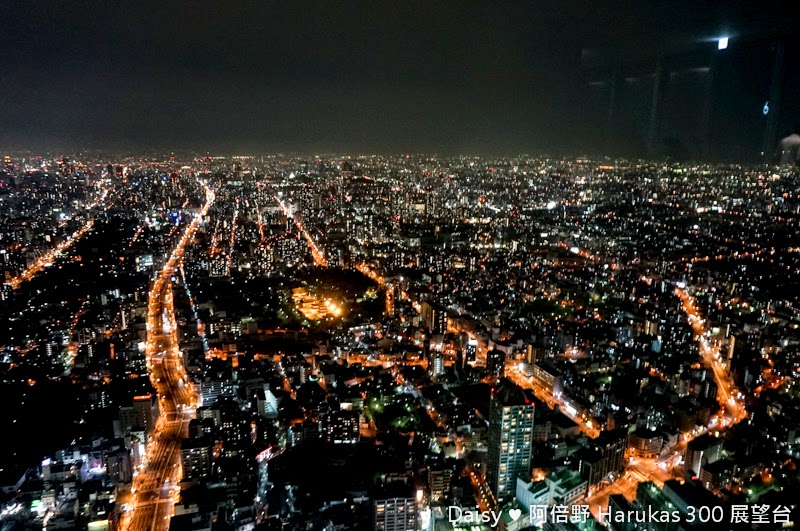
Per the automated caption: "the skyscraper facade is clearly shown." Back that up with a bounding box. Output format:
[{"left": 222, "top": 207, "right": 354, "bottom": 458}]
[{"left": 486, "top": 378, "right": 535, "bottom": 502}]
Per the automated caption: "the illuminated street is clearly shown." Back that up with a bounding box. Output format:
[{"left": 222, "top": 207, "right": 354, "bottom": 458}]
[
  {"left": 5, "top": 187, "right": 111, "bottom": 290},
  {"left": 506, "top": 361, "right": 601, "bottom": 439},
  {"left": 676, "top": 286, "right": 748, "bottom": 427},
  {"left": 274, "top": 195, "right": 328, "bottom": 267},
  {"left": 121, "top": 183, "right": 214, "bottom": 531}
]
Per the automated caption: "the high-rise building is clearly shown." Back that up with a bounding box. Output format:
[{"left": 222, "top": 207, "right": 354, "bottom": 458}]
[
  {"left": 531, "top": 361, "right": 563, "bottom": 397},
  {"left": 420, "top": 301, "right": 447, "bottom": 334},
  {"left": 516, "top": 478, "right": 550, "bottom": 516},
  {"left": 684, "top": 434, "right": 722, "bottom": 478},
  {"left": 606, "top": 494, "right": 637, "bottom": 531},
  {"left": 486, "top": 348, "right": 506, "bottom": 377},
  {"left": 634, "top": 480, "right": 722, "bottom": 531},
  {"left": 199, "top": 379, "right": 236, "bottom": 407},
  {"left": 118, "top": 394, "right": 159, "bottom": 437},
  {"left": 465, "top": 339, "right": 478, "bottom": 363},
  {"left": 208, "top": 254, "right": 229, "bottom": 277},
  {"left": 106, "top": 449, "right": 133, "bottom": 485},
  {"left": 429, "top": 350, "right": 444, "bottom": 380},
  {"left": 579, "top": 428, "right": 628, "bottom": 492},
  {"left": 635, "top": 482, "right": 681, "bottom": 531},
  {"left": 321, "top": 410, "right": 360, "bottom": 444},
  {"left": 544, "top": 467, "right": 588, "bottom": 506},
  {"left": 486, "top": 378, "right": 535, "bottom": 502},
  {"left": 628, "top": 427, "right": 663, "bottom": 458},
  {"left": 180, "top": 438, "right": 211, "bottom": 480},
  {"left": 374, "top": 488, "right": 418, "bottom": 531},
  {"left": 698, "top": 459, "right": 734, "bottom": 491},
  {"left": 428, "top": 462, "right": 455, "bottom": 500}
]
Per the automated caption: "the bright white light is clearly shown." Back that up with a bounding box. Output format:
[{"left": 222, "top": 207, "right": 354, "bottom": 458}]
[
  {"left": 718, "top": 37, "right": 728, "bottom": 50},
  {"left": 546, "top": 200, "right": 558, "bottom": 210}
]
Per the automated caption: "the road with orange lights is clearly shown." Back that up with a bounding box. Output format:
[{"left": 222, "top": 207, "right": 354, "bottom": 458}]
[
  {"left": 675, "top": 286, "right": 747, "bottom": 427},
  {"left": 506, "top": 361, "right": 601, "bottom": 438},
  {"left": 5, "top": 187, "right": 111, "bottom": 289},
  {"left": 506, "top": 359, "right": 685, "bottom": 518},
  {"left": 274, "top": 196, "right": 328, "bottom": 267},
  {"left": 121, "top": 183, "right": 214, "bottom": 531},
  {"left": 355, "top": 262, "right": 395, "bottom": 315},
  {"left": 503, "top": 286, "right": 746, "bottom": 517},
  {"left": 572, "top": 285, "right": 749, "bottom": 517}
]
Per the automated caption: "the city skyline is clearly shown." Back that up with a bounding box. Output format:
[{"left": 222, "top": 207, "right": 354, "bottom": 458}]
[
  {"left": 1, "top": 2, "right": 800, "bottom": 530},
  {"left": 0, "top": 153, "right": 798, "bottom": 530}
]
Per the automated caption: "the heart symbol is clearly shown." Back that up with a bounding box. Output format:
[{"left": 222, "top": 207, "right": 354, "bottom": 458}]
[{"left": 509, "top": 508, "right": 522, "bottom": 521}]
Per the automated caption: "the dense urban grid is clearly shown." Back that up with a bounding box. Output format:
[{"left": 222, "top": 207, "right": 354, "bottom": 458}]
[{"left": 0, "top": 153, "right": 799, "bottom": 531}]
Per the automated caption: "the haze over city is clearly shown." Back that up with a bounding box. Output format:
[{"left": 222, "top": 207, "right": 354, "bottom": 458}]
[{"left": 1, "top": 1, "right": 798, "bottom": 155}]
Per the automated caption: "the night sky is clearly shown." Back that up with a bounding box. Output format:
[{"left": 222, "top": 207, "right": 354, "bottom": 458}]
[{"left": 0, "top": 1, "right": 795, "bottom": 154}]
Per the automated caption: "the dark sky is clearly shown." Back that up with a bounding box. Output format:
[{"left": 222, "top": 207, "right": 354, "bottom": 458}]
[{"left": 0, "top": 1, "right": 795, "bottom": 154}]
